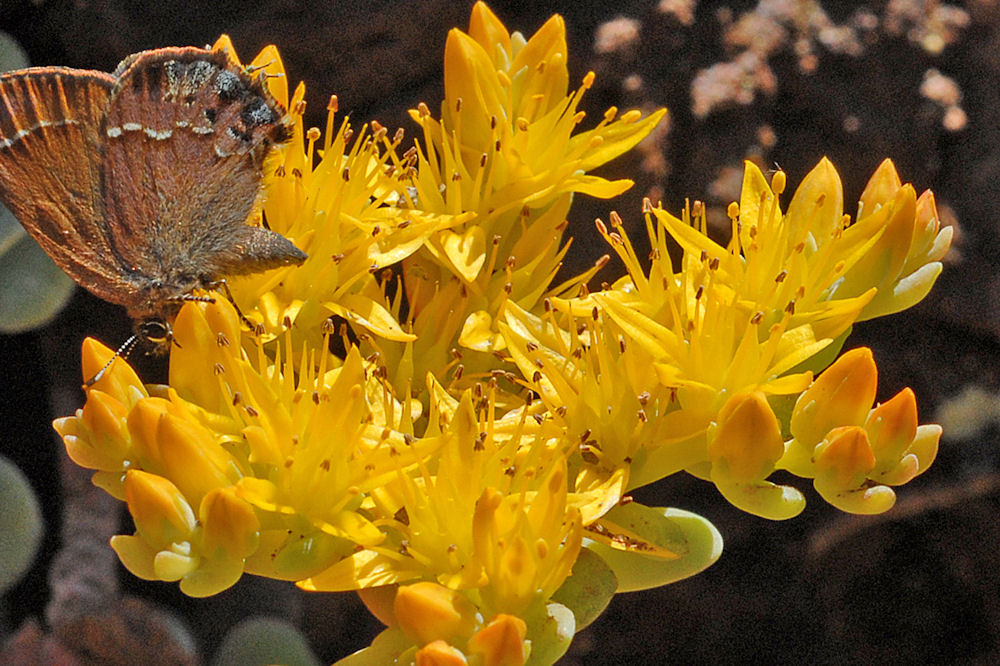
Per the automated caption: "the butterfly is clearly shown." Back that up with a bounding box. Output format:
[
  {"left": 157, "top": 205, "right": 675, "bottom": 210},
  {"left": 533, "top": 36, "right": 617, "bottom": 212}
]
[{"left": 0, "top": 46, "right": 307, "bottom": 358}]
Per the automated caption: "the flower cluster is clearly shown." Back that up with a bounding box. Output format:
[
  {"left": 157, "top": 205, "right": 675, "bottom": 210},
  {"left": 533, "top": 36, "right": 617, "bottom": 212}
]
[{"left": 53, "top": 4, "right": 950, "bottom": 664}]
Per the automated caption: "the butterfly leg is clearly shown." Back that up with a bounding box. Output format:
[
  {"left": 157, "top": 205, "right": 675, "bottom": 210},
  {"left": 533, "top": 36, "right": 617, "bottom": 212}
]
[{"left": 202, "top": 279, "right": 265, "bottom": 336}]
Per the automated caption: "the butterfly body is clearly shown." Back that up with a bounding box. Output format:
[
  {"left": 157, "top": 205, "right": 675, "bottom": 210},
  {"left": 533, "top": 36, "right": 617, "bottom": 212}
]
[{"left": 0, "top": 46, "right": 306, "bottom": 349}]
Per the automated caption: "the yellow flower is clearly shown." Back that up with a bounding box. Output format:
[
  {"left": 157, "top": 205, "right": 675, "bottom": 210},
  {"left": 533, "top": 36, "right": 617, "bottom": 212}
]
[
  {"left": 780, "top": 347, "right": 941, "bottom": 514},
  {"left": 585, "top": 159, "right": 942, "bottom": 471},
  {"left": 471, "top": 473, "right": 582, "bottom": 615},
  {"left": 55, "top": 298, "right": 441, "bottom": 591},
  {"left": 503, "top": 157, "right": 946, "bottom": 519},
  {"left": 499, "top": 292, "right": 805, "bottom": 519},
  {"left": 591, "top": 161, "right": 870, "bottom": 406},
  {"left": 706, "top": 391, "right": 806, "bottom": 520},
  {"left": 839, "top": 159, "right": 953, "bottom": 320},
  {"left": 111, "top": 471, "right": 259, "bottom": 597},
  {"left": 231, "top": 100, "right": 430, "bottom": 351},
  {"left": 54, "top": 338, "right": 149, "bottom": 498},
  {"left": 301, "top": 388, "right": 582, "bottom": 611},
  {"left": 297, "top": 383, "right": 582, "bottom": 661},
  {"left": 498, "top": 300, "right": 645, "bottom": 513},
  {"left": 211, "top": 36, "right": 427, "bottom": 353},
  {"left": 53, "top": 327, "right": 264, "bottom": 597},
  {"left": 393, "top": 0, "right": 666, "bottom": 394}
]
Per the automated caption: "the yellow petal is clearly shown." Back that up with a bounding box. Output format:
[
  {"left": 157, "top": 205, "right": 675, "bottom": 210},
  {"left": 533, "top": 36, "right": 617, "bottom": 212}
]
[
  {"left": 866, "top": 388, "right": 918, "bottom": 468},
  {"left": 906, "top": 424, "right": 941, "bottom": 477},
  {"left": 567, "top": 175, "right": 634, "bottom": 199},
  {"left": 316, "top": 510, "right": 385, "bottom": 546},
  {"left": 394, "top": 582, "right": 479, "bottom": 646},
  {"left": 510, "top": 14, "right": 568, "bottom": 119},
  {"left": 416, "top": 640, "right": 469, "bottom": 666},
  {"left": 444, "top": 29, "right": 506, "bottom": 152},
  {"left": 459, "top": 311, "right": 506, "bottom": 352},
  {"left": 791, "top": 347, "right": 877, "bottom": 446},
  {"left": 785, "top": 156, "right": 844, "bottom": 240},
  {"left": 738, "top": 160, "right": 775, "bottom": 235},
  {"left": 574, "top": 109, "right": 667, "bottom": 174},
  {"left": 710, "top": 474, "right": 806, "bottom": 520},
  {"left": 814, "top": 426, "right": 875, "bottom": 490},
  {"left": 211, "top": 35, "right": 239, "bottom": 63},
  {"left": 63, "top": 390, "right": 130, "bottom": 470},
  {"left": 468, "top": 1, "right": 512, "bottom": 66},
  {"left": 109, "top": 534, "right": 159, "bottom": 580},
  {"left": 466, "top": 614, "right": 528, "bottom": 666},
  {"left": 123, "top": 470, "right": 197, "bottom": 548},
  {"left": 708, "top": 392, "right": 784, "bottom": 483},
  {"left": 440, "top": 225, "right": 487, "bottom": 283},
  {"left": 199, "top": 487, "right": 260, "bottom": 558},
  {"left": 154, "top": 548, "right": 199, "bottom": 582},
  {"left": 247, "top": 44, "right": 289, "bottom": 109},
  {"left": 858, "top": 158, "right": 902, "bottom": 220},
  {"left": 80, "top": 337, "right": 147, "bottom": 405},
  {"left": 324, "top": 294, "right": 416, "bottom": 342},
  {"left": 301, "top": 548, "right": 423, "bottom": 591}
]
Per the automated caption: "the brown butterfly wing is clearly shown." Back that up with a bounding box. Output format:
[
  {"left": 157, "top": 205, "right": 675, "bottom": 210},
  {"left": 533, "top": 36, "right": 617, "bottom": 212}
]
[
  {"left": 100, "top": 47, "right": 304, "bottom": 306},
  {"left": 0, "top": 68, "right": 137, "bottom": 304}
]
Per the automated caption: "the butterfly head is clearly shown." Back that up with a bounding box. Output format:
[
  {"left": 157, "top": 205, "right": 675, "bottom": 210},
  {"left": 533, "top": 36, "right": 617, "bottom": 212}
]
[
  {"left": 82, "top": 316, "right": 177, "bottom": 388},
  {"left": 136, "top": 318, "right": 177, "bottom": 355}
]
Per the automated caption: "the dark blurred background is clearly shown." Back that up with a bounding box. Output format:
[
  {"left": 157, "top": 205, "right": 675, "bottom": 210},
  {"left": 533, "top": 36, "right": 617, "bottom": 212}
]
[{"left": 1, "top": 0, "right": 998, "bottom": 663}]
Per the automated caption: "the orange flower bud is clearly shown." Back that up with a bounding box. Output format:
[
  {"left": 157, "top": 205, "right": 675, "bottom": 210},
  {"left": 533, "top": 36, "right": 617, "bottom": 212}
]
[{"left": 394, "top": 582, "right": 479, "bottom": 646}]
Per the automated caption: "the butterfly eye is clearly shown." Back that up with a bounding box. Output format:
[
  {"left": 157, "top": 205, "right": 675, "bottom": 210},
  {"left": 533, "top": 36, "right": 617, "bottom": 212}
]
[{"left": 138, "top": 320, "right": 171, "bottom": 343}]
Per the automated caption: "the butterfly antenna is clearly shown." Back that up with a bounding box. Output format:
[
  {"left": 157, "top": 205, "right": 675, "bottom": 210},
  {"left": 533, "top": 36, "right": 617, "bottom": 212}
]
[
  {"left": 245, "top": 60, "right": 279, "bottom": 76},
  {"left": 82, "top": 334, "right": 140, "bottom": 388}
]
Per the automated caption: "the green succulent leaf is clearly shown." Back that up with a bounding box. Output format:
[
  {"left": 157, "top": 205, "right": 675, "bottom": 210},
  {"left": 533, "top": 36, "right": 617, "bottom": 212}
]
[
  {"left": 0, "top": 455, "right": 44, "bottom": 593},
  {"left": 0, "top": 204, "right": 75, "bottom": 333},
  {"left": 213, "top": 617, "right": 320, "bottom": 666},
  {"left": 586, "top": 507, "right": 722, "bottom": 592},
  {"left": 550, "top": 543, "right": 617, "bottom": 631},
  {"left": 0, "top": 30, "right": 29, "bottom": 71},
  {"left": 524, "top": 602, "right": 576, "bottom": 666}
]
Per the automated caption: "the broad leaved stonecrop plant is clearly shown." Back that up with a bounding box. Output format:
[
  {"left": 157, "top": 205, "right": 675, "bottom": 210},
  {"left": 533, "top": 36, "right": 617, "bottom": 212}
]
[{"left": 53, "top": 4, "right": 951, "bottom": 664}]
